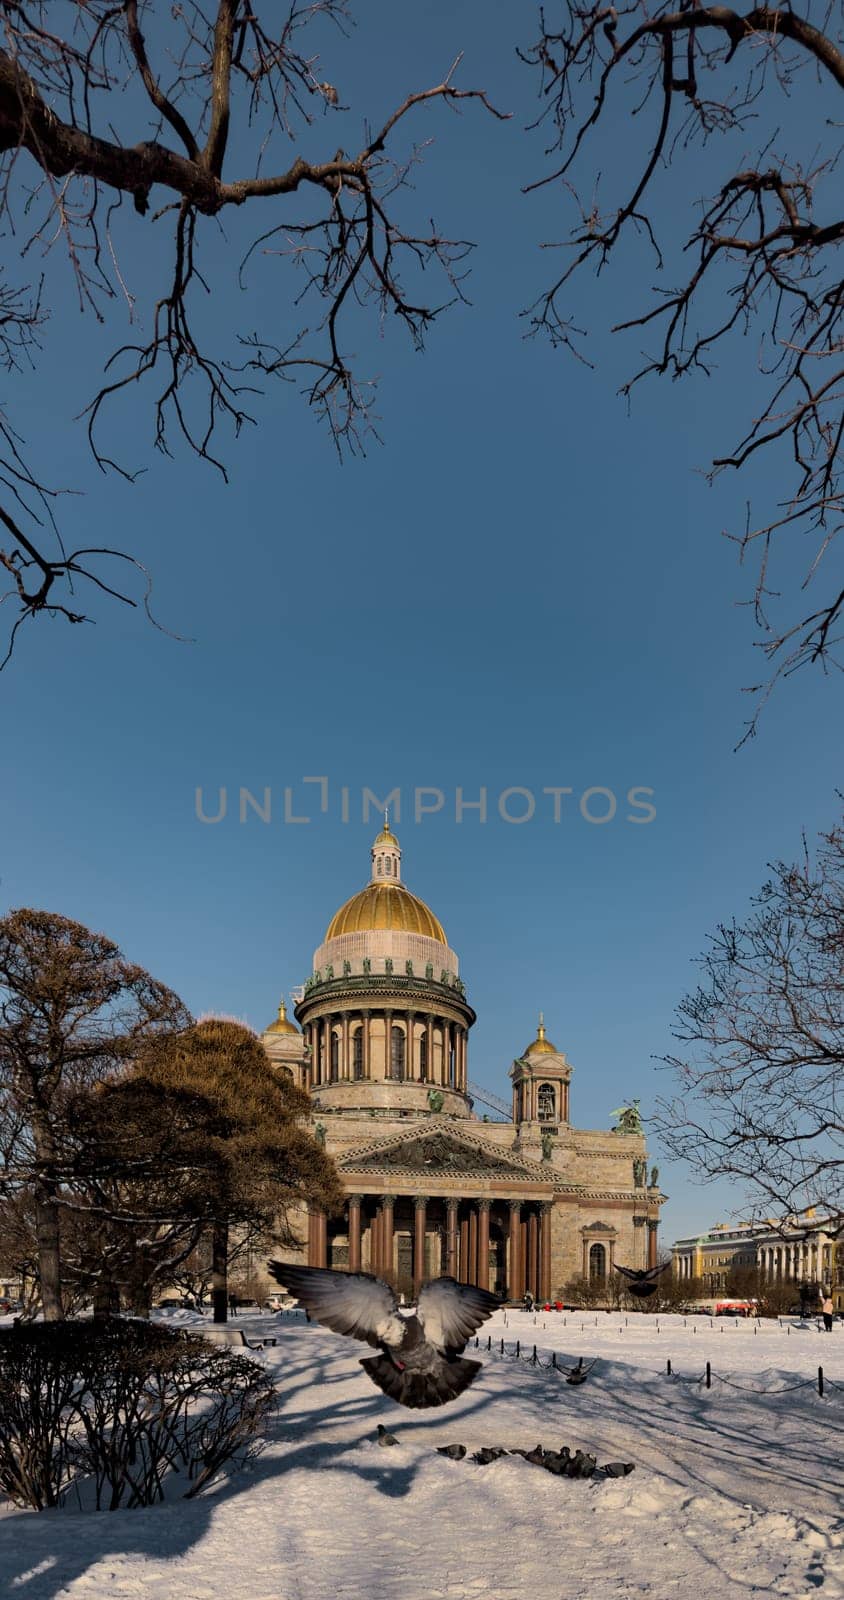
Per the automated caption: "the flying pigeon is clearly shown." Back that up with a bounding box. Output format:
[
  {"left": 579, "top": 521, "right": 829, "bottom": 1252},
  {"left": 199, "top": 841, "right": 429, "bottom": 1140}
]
[
  {"left": 614, "top": 1262, "right": 671, "bottom": 1299},
  {"left": 270, "top": 1264, "right": 499, "bottom": 1409}
]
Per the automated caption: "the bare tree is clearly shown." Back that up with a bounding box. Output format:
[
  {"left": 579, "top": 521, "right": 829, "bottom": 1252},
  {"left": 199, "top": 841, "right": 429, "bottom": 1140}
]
[
  {"left": 654, "top": 813, "right": 844, "bottom": 1228},
  {"left": 0, "top": 3, "right": 506, "bottom": 663},
  {"left": 522, "top": 3, "right": 844, "bottom": 735}
]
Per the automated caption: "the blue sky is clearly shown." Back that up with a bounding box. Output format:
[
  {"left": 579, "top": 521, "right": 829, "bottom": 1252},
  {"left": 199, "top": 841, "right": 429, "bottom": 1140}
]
[{"left": 2, "top": 2, "right": 841, "bottom": 1245}]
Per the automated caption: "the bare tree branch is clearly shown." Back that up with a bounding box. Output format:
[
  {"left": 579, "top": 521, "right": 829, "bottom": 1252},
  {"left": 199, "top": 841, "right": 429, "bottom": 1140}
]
[
  {"left": 522, "top": 2, "right": 844, "bottom": 735},
  {"left": 0, "top": 2, "right": 509, "bottom": 664}
]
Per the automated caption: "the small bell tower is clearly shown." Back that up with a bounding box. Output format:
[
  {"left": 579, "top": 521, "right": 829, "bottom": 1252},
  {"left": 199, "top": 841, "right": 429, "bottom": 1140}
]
[{"left": 510, "top": 1012, "right": 572, "bottom": 1133}]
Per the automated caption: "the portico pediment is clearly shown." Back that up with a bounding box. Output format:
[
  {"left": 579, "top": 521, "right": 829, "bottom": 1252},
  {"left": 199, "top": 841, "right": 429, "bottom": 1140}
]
[{"left": 336, "top": 1121, "right": 552, "bottom": 1184}]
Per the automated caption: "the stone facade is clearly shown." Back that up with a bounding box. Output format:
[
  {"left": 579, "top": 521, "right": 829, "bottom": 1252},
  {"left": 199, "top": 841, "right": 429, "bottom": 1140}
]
[
  {"left": 673, "top": 1216, "right": 841, "bottom": 1308},
  {"left": 261, "top": 824, "right": 663, "bottom": 1300}
]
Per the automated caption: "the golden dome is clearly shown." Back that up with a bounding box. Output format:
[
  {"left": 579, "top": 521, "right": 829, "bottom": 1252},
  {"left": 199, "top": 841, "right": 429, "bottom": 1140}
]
[
  {"left": 524, "top": 1014, "right": 557, "bottom": 1055},
  {"left": 374, "top": 823, "right": 400, "bottom": 848},
  {"left": 265, "top": 998, "right": 299, "bottom": 1036},
  {"left": 326, "top": 883, "right": 447, "bottom": 943}
]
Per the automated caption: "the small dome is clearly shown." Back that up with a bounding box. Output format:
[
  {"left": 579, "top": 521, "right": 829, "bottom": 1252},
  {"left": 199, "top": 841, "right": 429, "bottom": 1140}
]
[
  {"left": 265, "top": 998, "right": 299, "bottom": 1036},
  {"left": 374, "top": 823, "right": 400, "bottom": 848},
  {"left": 326, "top": 884, "right": 446, "bottom": 943},
  {"left": 524, "top": 1013, "right": 557, "bottom": 1055}
]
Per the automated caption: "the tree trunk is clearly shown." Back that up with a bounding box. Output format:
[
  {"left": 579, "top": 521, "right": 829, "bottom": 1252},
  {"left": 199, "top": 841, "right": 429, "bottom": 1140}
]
[
  {"left": 212, "top": 1218, "right": 228, "bottom": 1323},
  {"left": 33, "top": 1177, "right": 63, "bottom": 1321}
]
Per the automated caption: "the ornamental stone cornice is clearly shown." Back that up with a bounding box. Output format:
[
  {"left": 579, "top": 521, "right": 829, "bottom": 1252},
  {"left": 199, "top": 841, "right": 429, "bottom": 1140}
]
[{"left": 294, "top": 973, "right": 476, "bottom": 1028}]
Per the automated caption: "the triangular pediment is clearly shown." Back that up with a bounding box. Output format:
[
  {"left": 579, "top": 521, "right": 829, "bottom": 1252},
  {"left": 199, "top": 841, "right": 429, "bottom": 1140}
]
[{"left": 336, "top": 1122, "right": 552, "bottom": 1183}]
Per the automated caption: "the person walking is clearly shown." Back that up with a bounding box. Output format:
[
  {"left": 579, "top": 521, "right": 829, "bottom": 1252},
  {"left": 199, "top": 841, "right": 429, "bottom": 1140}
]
[{"left": 821, "top": 1292, "right": 834, "bottom": 1333}]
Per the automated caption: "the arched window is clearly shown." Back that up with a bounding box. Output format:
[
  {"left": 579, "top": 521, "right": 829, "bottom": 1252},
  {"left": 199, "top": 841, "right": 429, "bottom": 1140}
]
[
  {"left": 330, "top": 1032, "right": 339, "bottom": 1082},
  {"left": 419, "top": 1032, "right": 428, "bottom": 1082},
  {"left": 537, "top": 1083, "right": 556, "bottom": 1122},
  {"left": 391, "top": 1027, "right": 405, "bottom": 1081},
  {"left": 377, "top": 859, "right": 382, "bottom": 875},
  {"left": 352, "top": 1029, "right": 364, "bottom": 1080},
  {"left": 589, "top": 1243, "right": 607, "bottom": 1281},
  {"left": 384, "top": 857, "right": 391, "bottom": 875}
]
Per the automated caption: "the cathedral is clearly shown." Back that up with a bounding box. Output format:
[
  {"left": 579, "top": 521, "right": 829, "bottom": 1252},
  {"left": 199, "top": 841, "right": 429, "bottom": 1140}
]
[{"left": 261, "top": 822, "right": 662, "bottom": 1300}]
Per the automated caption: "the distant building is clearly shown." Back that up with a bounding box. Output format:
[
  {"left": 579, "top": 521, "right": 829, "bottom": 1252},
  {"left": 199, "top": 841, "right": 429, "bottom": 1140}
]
[
  {"left": 673, "top": 1213, "right": 840, "bottom": 1306},
  {"left": 261, "top": 822, "right": 664, "bottom": 1300}
]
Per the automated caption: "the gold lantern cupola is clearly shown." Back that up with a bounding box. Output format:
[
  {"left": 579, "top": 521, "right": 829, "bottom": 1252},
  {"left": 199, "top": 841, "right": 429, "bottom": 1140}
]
[
  {"left": 524, "top": 1012, "right": 557, "bottom": 1056},
  {"left": 265, "top": 997, "right": 299, "bottom": 1036}
]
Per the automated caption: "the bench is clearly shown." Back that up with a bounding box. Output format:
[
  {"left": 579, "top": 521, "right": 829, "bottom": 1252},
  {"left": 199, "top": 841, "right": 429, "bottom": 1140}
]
[{"left": 198, "top": 1326, "right": 277, "bottom": 1350}]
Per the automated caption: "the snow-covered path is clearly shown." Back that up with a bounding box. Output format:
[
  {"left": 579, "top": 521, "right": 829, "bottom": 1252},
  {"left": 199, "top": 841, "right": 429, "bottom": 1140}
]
[{"left": 3, "top": 1311, "right": 844, "bottom": 1600}]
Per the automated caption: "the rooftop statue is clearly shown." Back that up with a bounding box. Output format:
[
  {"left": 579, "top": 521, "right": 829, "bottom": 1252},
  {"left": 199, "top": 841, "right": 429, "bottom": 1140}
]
[{"left": 611, "top": 1100, "right": 643, "bottom": 1136}]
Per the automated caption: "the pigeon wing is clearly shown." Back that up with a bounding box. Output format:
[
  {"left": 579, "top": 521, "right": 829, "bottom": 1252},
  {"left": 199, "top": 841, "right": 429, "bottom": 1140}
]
[
  {"left": 614, "top": 1264, "right": 641, "bottom": 1282},
  {"left": 268, "top": 1264, "right": 400, "bottom": 1349},
  {"left": 417, "top": 1277, "right": 500, "bottom": 1355}
]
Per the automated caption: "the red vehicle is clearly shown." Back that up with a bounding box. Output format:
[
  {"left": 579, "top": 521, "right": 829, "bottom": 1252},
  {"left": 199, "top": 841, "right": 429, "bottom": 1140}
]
[{"left": 715, "top": 1299, "right": 757, "bottom": 1317}]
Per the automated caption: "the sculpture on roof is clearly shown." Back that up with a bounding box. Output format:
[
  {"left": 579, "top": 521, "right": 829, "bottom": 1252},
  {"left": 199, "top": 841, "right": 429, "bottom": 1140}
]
[{"left": 611, "top": 1100, "right": 643, "bottom": 1136}]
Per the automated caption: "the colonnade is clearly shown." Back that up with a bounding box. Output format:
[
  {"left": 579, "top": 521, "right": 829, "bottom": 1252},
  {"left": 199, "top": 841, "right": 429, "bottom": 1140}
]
[
  {"left": 307, "top": 1195, "right": 553, "bottom": 1301},
  {"left": 305, "top": 1011, "right": 469, "bottom": 1092},
  {"left": 757, "top": 1240, "right": 832, "bottom": 1283}
]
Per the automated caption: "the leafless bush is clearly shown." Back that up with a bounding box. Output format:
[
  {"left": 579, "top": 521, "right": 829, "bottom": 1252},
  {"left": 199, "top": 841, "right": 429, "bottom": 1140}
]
[{"left": 0, "top": 1318, "right": 275, "bottom": 1511}]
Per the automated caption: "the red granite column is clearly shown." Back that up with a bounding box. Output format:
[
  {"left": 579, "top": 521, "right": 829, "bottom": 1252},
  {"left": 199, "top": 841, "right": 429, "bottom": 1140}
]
[
  {"left": 468, "top": 1206, "right": 478, "bottom": 1287},
  {"left": 477, "top": 1200, "right": 491, "bottom": 1294},
  {"left": 348, "top": 1197, "right": 362, "bottom": 1274},
  {"left": 413, "top": 1196, "right": 428, "bottom": 1295},
  {"left": 648, "top": 1220, "right": 658, "bottom": 1271},
  {"left": 342, "top": 1013, "right": 350, "bottom": 1080},
  {"left": 406, "top": 1011, "right": 415, "bottom": 1079},
  {"left": 459, "top": 1212, "right": 470, "bottom": 1282},
  {"left": 508, "top": 1201, "right": 522, "bottom": 1300},
  {"left": 315, "top": 1210, "right": 328, "bottom": 1268},
  {"left": 370, "top": 1204, "right": 381, "bottom": 1275},
  {"left": 381, "top": 1196, "right": 395, "bottom": 1279},
  {"left": 446, "top": 1198, "right": 459, "bottom": 1278},
  {"left": 307, "top": 1207, "right": 319, "bottom": 1267},
  {"left": 539, "top": 1203, "right": 552, "bottom": 1303},
  {"left": 385, "top": 1011, "right": 393, "bottom": 1079},
  {"left": 527, "top": 1211, "right": 539, "bottom": 1298}
]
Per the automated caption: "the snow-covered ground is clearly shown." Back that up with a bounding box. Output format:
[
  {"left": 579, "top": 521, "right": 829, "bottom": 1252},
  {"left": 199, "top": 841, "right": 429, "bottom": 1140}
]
[{"left": 3, "top": 1309, "right": 844, "bottom": 1600}]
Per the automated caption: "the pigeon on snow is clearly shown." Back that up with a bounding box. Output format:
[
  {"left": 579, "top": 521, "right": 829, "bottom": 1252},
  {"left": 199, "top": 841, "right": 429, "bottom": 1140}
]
[{"left": 270, "top": 1264, "right": 499, "bottom": 1409}]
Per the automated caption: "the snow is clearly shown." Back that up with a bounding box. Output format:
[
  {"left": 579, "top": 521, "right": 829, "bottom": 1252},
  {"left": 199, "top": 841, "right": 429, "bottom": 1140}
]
[{"left": 2, "top": 1308, "right": 843, "bottom": 1599}]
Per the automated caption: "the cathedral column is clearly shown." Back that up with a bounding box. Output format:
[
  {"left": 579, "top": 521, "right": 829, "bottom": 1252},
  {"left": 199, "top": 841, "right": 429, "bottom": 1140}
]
[
  {"left": 468, "top": 1206, "right": 479, "bottom": 1287},
  {"left": 647, "top": 1220, "right": 658, "bottom": 1271},
  {"left": 539, "top": 1203, "right": 552, "bottom": 1303},
  {"left": 406, "top": 1010, "right": 415, "bottom": 1078},
  {"left": 348, "top": 1197, "right": 362, "bottom": 1274},
  {"left": 459, "top": 1211, "right": 470, "bottom": 1283},
  {"left": 527, "top": 1211, "right": 539, "bottom": 1298},
  {"left": 385, "top": 1010, "right": 394, "bottom": 1079},
  {"left": 363, "top": 1012, "right": 371, "bottom": 1079},
  {"left": 322, "top": 1016, "right": 331, "bottom": 1082},
  {"left": 342, "top": 1013, "right": 350, "bottom": 1080},
  {"left": 308, "top": 1207, "right": 327, "bottom": 1268},
  {"left": 426, "top": 1015, "right": 434, "bottom": 1084},
  {"left": 446, "top": 1198, "right": 459, "bottom": 1278},
  {"left": 508, "top": 1201, "right": 522, "bottom": 1300},
  {"left": 477, "top": 1200, "right": 491, "bottom": 1294},
  {"left": 440, "top": 1021, "right": 449, "bottom": 1086},
  {"left": 381, "top": 1196, "right": 395, "bottom": 1278},
  {"left": 413, "top": 1196, "right": 428, "bottom": 1295}
]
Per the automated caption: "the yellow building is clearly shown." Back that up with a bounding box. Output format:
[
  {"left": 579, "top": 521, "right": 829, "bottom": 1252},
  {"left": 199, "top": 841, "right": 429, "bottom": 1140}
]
[{"left": 262, "top": 824, "right": 663, "bottom": 1300}]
